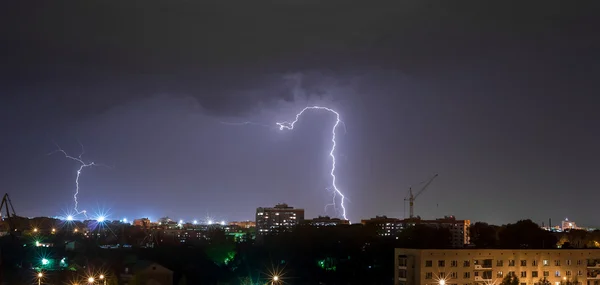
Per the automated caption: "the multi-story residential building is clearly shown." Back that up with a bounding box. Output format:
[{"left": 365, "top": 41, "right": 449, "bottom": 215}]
[
  {"left": 361, "top": 216, "right": 469, "bottom": 247},
  {"left": 255, "top": 203, "right": 304, "bottom": 237},
  {"left": 305, "top": 216, "right": 350, "bottom": 227},
  {"left": 361, "top": 216, "right": 405, "bottom": 236},
  {"left": 395, "top": 248, "right": 600, "bottom": 285},
  {"left": 412, "top": 216, "right": 470, "bottom": 248}
]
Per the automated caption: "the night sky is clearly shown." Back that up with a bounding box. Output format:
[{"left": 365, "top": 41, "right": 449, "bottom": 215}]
[{"left": 1, "top": 2, "right": 599, "bottom": 226}]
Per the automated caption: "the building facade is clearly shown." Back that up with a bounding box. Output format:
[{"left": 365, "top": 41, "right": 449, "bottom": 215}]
[
  {"left": 305, "top": 216, "right": 350, "bottom": 227},
  {"left": 395, "top": 248, "right": 600, "bottom": 285},
  {"left": 256, "top": 203, "right": 304, "bottom": 237},
  {"left": 361, "top": 216, "right": 405, "bottom": 236},
  {"left": 412, "top": 216, "right": 470, "bottom": 248},
  {"left": 361, "top": 216, "right": 470, "bottom": 247}
]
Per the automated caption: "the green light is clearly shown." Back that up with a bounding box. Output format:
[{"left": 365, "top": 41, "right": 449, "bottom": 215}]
[
  {"left": 41, "top": 258, "right": 49, "bottom": 265},
  {"left": 60, "top": 258, "right": 66, "bottom": 264},
  {"left": 35, "top": 241, "right": 40, "bottom": 247}
]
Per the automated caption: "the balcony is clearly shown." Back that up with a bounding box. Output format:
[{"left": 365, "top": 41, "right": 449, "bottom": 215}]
[
  {"left": 588, "top": 263, "right": 600, "bottom": 269},
  {"left": 475, "top": 276, "right": 493, "bottom": 282},
  {"left": 474, "top": 265, "right": 493, "bottom": 270},
  {"left": 587, "top": 274, "right": 600, "bottom": 280}
]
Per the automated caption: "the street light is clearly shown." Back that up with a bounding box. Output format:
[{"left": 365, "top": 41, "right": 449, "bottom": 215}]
[
  {"left": 272, "top": 275, "right": 280, "bottom": 284},
  {"left": 439, "top": 279, "right": 446, "bottom": 285},
  {"left": 87, "top": 277, "right": 95, "bottom": 284},
  {"left": 37, "top": 272, "right": 43, "bottom": 285},
  {"left": 99, "top": 274, "right": 106, "bottom": 285}
]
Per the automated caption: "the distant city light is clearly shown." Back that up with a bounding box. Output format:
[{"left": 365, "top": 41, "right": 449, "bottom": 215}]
[
  {"left": 208, "top": 220, "right": 213, "bottom": 225},
  {"left": 41, "top": 258, "right": 49, "bottom": 265},
  {"left": 97, "top": 216, "right": 105, "bottom": 222},
  {"left": 123, "top": 218, "right": 128, "bottom": 223},
  {"left": 66, "top": 215, "right": 74, "bottom": 221},
  {"left": 179, "top": 219, "right": 183, "bottom": 224},
  {"left": 88, "top": 277, "right": 95, "bottom": 283},
  {"left": 33, "top": 228, "right": 38, "bottom": 232},
  {"left": 193, "top": 220, "right": 198, "bottom": 225},
  {"left": 35, "top": 241, "right": 40, "bottom": 247},
  {"left": 220, "top": 221, "right": 225, "bottom": 226}
]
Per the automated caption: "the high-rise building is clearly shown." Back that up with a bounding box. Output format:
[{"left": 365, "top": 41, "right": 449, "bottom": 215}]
[
  {"left": 255, "top": 203, "right": 304, "bottom": 237},
  {"left": 395, "top": 248, "right": 600, "bottom": 285}
]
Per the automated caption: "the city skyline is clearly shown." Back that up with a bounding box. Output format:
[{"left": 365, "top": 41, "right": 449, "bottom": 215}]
[{"left": 2, "top": 2, "right": 599, "bottom": 226}]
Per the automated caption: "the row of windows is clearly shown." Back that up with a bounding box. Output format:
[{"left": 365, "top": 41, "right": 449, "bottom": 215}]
[
  {"left": 425, "top": 259, "right": 583, "bottom": 267},
  {"left": 422, "top": 270, "right": 583, "bottom": 279}
]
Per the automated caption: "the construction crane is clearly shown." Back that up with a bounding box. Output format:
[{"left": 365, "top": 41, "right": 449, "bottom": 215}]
[
  {"left": 405, "top": 174, "right": 438, "bottom": 219},
  {"left": 0, "top": 194, "right": 17, "bottom": 235}
]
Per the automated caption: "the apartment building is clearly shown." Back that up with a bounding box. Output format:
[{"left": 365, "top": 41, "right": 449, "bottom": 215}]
[
  {"left": 361, "top": 216, "right": 470, "bottom": 248},
  {"left": 395, "top": 248, "right": 600, "bottom": 285},
  {"left": 255, "top": 203, "right": 304, "bottom": 237}
]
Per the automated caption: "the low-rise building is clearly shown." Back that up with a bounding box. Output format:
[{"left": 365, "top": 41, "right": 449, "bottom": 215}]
[
  {"left": 395, "top": 248, "right": 600, "bottom": 285},
  {"left": 229, "top": 221, "right": 256, "bottom": 228},
  {"left": 304, "top": 216, "right": 350, "bottom": 227},
  {"left": 121, "top": 261, "right": 173, "bottom": 285}
]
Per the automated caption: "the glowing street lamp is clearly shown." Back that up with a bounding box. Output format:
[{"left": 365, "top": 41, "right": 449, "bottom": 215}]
[
  {"left": 33, "top": 228, "right": 38, "bottom": 232},
  {"left": 37, "top": 272, "right": 43, "bottom": 285},
  {"left": 439, "top": 280, "right": 446, "bottom": 285},
  {"left": 272, "top": 275, "right": 280, "bottom": 284},
  {"left": 66, "top": 215, "right": 74, "bottom": 221},
  {"left": 87, "top": 276, "right": 95, "bottom": 284},
  {"left": 99, "top": 274, "right": 106, "bottom": 285}
]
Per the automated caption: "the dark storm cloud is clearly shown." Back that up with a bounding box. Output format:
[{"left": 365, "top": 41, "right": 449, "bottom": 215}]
[{"left": 2, "top": 0, "right": 600, "bottom": 224}]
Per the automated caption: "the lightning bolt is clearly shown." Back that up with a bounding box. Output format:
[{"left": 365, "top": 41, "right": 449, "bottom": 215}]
[
  {"left": 276, "top": 106, "right": 348, "bottom": 221},
  {"left": 49, "top": 142, "right": 103, "bottom": 218}
]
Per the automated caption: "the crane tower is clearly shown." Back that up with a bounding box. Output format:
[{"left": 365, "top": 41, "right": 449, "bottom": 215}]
[{"left": 405, "top": 174, "right": 438, "bottom": 219}]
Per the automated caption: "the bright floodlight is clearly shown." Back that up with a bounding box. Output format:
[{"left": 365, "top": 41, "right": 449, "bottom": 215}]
[
  {"left": 66, "top": 215, "right": 74, "bottom": 221},
  {"left": 41, "top": 258, "right": 49, "bottom": 265},
  {"left": 37, "top": 272, "right": 43, "bottom": 278},
  {"left": 439, "top": 279, "right": 446, "bottom": 285},
  {"left": 97, "top": 216, "right": 105, "bottom": 222},
  {"left": 88, "top": 277, "right": 95, "bottom": 283},
  {"left": 208, "top": 220, "right": 213, "bottom": 225},
  {"left": 273, "top": 276, "right": 279, "bottom": 281}
]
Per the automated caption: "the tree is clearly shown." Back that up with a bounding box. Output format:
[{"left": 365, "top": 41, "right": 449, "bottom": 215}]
[
  {"left": 536, "top": 277, "right": 551, "bottom": 285},
  {"left": 178, "top": 275, "right": 188, "bottom": 285},
  {"left": 500, "top": 274, "right": 519, "bottom": 285},
  {"left": 470, "top": 222, "right": 498, "bottom": 248},
  {"left": 498, "top": 220, "right": 557, "bottom": 249}
]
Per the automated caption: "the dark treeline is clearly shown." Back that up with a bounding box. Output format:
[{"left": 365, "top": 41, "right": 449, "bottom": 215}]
[{"left": 1, "top": 219, "right": 597, "bottom": 284}]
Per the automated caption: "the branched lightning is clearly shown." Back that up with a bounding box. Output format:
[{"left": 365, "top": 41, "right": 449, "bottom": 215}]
[
  {"left": 49, "top": 142, "right": 104, "bottom": 218},
  {"left": 276, "top": 106, "right": 348, "bottom": 221}
]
